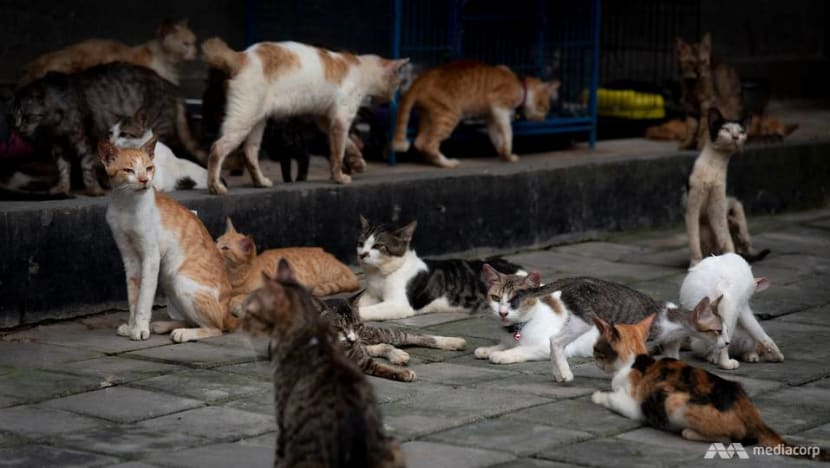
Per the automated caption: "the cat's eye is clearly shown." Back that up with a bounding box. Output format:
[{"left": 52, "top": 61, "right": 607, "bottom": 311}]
[
  {"left": 119, "top": 132, "right": 127, "bottom": 138},
  {"left": 123, "top": 168, "right": 135, "bottom": 174},
  {"left": 146, "top": 166, "right": 155, "bottom": 172},
  {"left": 712, "top": 329, "right": 722, "bottom": 335},
  {"left": 220, "top": 246, "right": 229, "bottom": 251},
  {"left": 489, "top": 294, "right": 500, "bottom": 301}
]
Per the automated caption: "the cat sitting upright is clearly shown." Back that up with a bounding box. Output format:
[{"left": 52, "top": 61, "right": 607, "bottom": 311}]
[
  {"left": 99, "top": 138, "right": 234, "bottom": 342},
  {"left": 356, "top": 216, "right": 523, "bottom": 321},
  {"left": 238, "top": 260, "right": 405, "bottom": 468},
  {"left": 685, "top": 107, "right": 768, "bottom": 267},
  {"left": 679, "top": 253, "right": 783, "bottom": 370},
  {"left": 201, "top": 38, "right": 408, "bottom": 193},
  {"left": 392, "top": 60, "right": 560, "bottom": 167}
]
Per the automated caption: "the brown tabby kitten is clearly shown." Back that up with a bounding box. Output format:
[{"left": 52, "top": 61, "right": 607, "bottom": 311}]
[
  {"left": 674, "top": 33, "right": 743, "bottom": 150},
  {"left": 590, "top": 315, "right": 827, "bottom": 460},
  {"left": 392, "top": 60, "right": 560, "bottom": 167},
  {"left": 317, "top": 292, "right": 467, "bottom": 382},
  {"left": 21, "top": 19, "right": 196, "bottom": 85},
  {"left": 239, "top": 260, "right": 405, "bottom": 468}
]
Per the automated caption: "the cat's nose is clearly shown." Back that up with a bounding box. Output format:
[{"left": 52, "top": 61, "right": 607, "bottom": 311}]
[
  {"left": 359, "top": 252, "right": 369, "bottom": 259},
  {"left": 138, "top": 176, "right": 149, "bottom": 184},
  {"left": 499, "top": 311, "right": 508, "bottom": 318}
]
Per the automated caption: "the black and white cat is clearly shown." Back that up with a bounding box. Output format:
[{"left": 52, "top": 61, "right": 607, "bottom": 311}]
[{"left": 356, "top": 216, "right": 524, "bottom": 321}]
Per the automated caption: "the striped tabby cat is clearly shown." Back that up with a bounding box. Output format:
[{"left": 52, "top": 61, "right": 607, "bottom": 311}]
[{"left": 238, "top": 260, "right": 405, "bottom": 468}]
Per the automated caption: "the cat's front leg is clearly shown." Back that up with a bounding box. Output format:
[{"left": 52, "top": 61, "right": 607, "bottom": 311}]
[
  {"left": 707, "top": 189, "right": 736, "bottom": 254},
  {"left": 685, "top": 185, "right": 706, "bottom": 266},
  {"left": 357, "top": 291, "right": 381, "bottom": 308},
  {"left": 488, "top": 108, "right": 519, "bottom": 162},
  {"left": 49, "top": 147, "right": 72, "bottom": 195},
  {"left": 327, "top": 116, "right": 352, "bottom": 184},
  {"left": 712, "top": 346, "right": 739, "bottom": 370},
  {"left": 358, "top": 301, "right": 415, "bottom": 321},
  {"left": 549, "top": 318, "right": 591, "bottom": 382},
  {"left": 737, "top": 309, "right": 784, "bottom": 362},
  {"left": 488, "top": 344, "right": 548, "bottom": 364},
  {"left": 366, "top": 343, "right": 410, "bottom": 365},
  {"left": 125, "top": 250, "right": 160, "bottom": 341},
  {"left": 592, "top": 389, "right": 642, "bottom": 421},
  {"left": 474, "top": 343, "right": 506, "bottom": 359}
]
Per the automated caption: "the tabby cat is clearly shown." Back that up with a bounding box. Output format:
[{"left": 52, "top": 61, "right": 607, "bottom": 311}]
[
  {"left": 217, "top": 217, "right": 360, "bottom": 316},
  {"left": 317, "top": 292, "right": 467, "bottom": 382},
  {"left": 590, "top": 315, "right": 826, "bottom": 460},
  {"left": 21, "top": 19, "right": 196, "bottom": 85},
  {"left": 201, "top": 38, "right": 408, "bottom": 192},
  {"left": 99, "top": 138, "right": 234, "bottom": 342},
  {"left": 674, "top": 33, "right": 743, "bottom": 150},
  {"left": 356, "top": 216, "right": 523, "bottom": 321},
  {"left": 392, "top": 60, "right": 560, "bottom": 167},
  {"left": 238, "top": 260, "right": 405, "bottom": 468},
  {"left": 11, "top": 62, "right": 205, "bottom": 195}
]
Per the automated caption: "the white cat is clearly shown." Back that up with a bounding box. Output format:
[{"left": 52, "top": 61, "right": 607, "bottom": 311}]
[
  {"left": 679, "top": 253, "right": 783, "bottom": 369},
  {"left": 109, "top": 121, "right": 209, "bottom": 192}
]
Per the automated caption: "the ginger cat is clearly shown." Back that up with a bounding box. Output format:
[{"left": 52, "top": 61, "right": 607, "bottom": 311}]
[
  {"left": 590, "top": 315, "right": 826, "bottom": 461},
  {"left": 201, "top": 38, "right": 408, "bottom": 192},
  {"left": 21, "top": 19, "right": 196, "bottom": 85},
  {"left": 392, "top": 60, "right": 560, "bottom": 167},
  {"left": 99, "top": 138, "right": 234, "bottom": 342},
  {"left": 217, "top": 218, "right": 360, "bottom": 315}
]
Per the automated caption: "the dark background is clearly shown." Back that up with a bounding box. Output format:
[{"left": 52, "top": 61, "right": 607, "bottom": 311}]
[{"left": 0, "top": 0, "right": 827, "bottom": 99}]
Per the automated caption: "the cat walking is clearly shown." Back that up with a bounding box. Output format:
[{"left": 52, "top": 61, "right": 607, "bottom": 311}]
[
  {"left": 392, "top": 60, "right": 559, "bottom": 167},
  {"left": 201, "top": 38, "right": 408, "bottom": 192},
  {"left": 239, "top": 260, "right": 405, "bottom": 468},
  {"left": 99, "top": 139, "right": 234, "bottom": 342}
]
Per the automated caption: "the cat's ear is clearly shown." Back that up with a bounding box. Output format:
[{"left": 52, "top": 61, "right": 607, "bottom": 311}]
[
  {"left": 225, "top": 217, "right": 237, "bottom": 234},
  {"left": 385, "top": 58, "right": 410, "bottom": 74},
  {"left": 673, "top": 36, "right": 686, "bottom": 53},
  {"left": 546, "top": 80, "right": 561, "bottom": 95},
  {"left": 276, "top": 259, "right": 297, "bottom": 284},
  {"left": 699, "top": 33, "right": 712, "bottom": 52},
  {"left": 348, "top": 289, "right": 365, "bottom": 307},
  {"left": 141, "top": 134, "right": 158, "bottom": 159},
  {"left": 395, "top": 220, "right": 417, "bottom": 242},
  {"left": 98, "top": 139, "right": 119, "bottom": 165},
  {"left": 240, "top": 236, "right": 255, "bottom": 256},
  {"left": 592, "top": 316, "right": 613, "bottom": 339},
  {"left": 359, "top": 214, "right": 370, "bottom": 232},
  {"left": 754, "top": 277, "right": 770, "bottom": 292},
  {"left": 526, "top": 272, "right": 542, "bottom": 288},
  {"left": 692, "top": 296, "right": 711, "bottom": 317},
  {"left": 711, "top": 295, "right": 724, "bottom": 314},
  {"left": 707, "top": 107, "right": 724, "bottom": 140},
  {"left": 481, "top": 264, "right": 501, "bottom": 287},
  {"left": 692, "top": 297, "right": 720, "bottom": 328},
  {"left": 637, "top": 314, "right": 656, "bottom": 335}
]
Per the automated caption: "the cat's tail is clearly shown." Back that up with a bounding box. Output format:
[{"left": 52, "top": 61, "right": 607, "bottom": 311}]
[
  {"left": 755, "top": 422, "right": 830, "bottom": 461},
  {"left": 201, "top": 37, "right": 246, "bottom": 77},
  {"left": 175, "top": 101, "right": 208, "bottom": 164},
  {"left": 391, "top": 85, "right": 418, "bottom": 153}
]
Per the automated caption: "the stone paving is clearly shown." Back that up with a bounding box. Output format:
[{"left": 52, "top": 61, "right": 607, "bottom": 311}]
[{"left": 1, "top": 208, "right": 829, "bottom": 467}]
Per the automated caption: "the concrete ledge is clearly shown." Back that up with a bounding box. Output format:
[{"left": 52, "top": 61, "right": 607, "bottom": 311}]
[{"left": 1, "top": 140, "right": 829, "bottom": 328}]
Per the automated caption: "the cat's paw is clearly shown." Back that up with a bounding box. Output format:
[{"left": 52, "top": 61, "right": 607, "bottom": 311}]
[
  {"left": 332, "top": 172, "right": 352, "bottom": 184},
  {"left": 591, "top": 391, "right": 609, "bottom": 406},
  {"left": 208, "top": 180, "right": 228, "bottom": 195},
  {"left": 170, "top": 328, "right": 195, "bottom": 343},
  {"left": 474, "top": 346, "right": 493, "bottom": 359},
  {"left": 400, "top": 369, "right": 417, "bottom": 382},
  {"left": 742, "top": 351, "right": 760, "bottom": 363},
  {"left": 503, "top": 154, "right": 520, "bottom": 163},
  {"left": 392, "top": 139, "right": 410, "bottom": 153},
  {"left": 436, "top": 337, "right": 466, "bottom": 350},
  {"left": 553, "top": 367, "right": 574, "bottom": 383},
  {"left": 117, "top": 323, "right": 150, "bottom": 341},
  {"left": 349, "top": 157, "right": 367, "bottom": 173},
  {"left": 255, "top": 176, "right": 273, "bottom": 188},
  {"left": 489, "top": 351, "right": 520, "bottom": 364},
  {"left": 719, "top": 358, "right": 740, "bottom": 370},
  {"left": 760, "top": 341, "right": 784, "bottom": 362},
  {"left": 434, "top": 157, "right": 460, "bottom": 168},
  {"left": 387, "top": 349, "right": 410, "bottom": 365}
]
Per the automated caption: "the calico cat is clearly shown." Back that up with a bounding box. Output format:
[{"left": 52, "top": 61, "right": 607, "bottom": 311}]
[
  {"left": 201, "top": 38, "right": 408, "bottom": 192},
  {"left": 685, "top": 107, "right": 759, "bottom": 267},
  {"left": 109, "top": 118, "right": 208, "bottom": 191},
  {"left": 680, "top": 253, "right": 783, "bottom": 370},
  {"left": 356, "top": 216, "right": 524, "bottom": 321},
  {"left": 590, "top": 315, "right": 826, "bottom": 460},
  {"left": 674, "top": 33, "right": 744, "bottom": 150},
  {"left": 11, "top": 62, "right": 206, "bottom": 195},
  {"left": 476, "top": 266, "right": 721, "bottom": 369},
  {"left": 21, "top": 19, "right": 196, "bottom": 85},
  {"left": 217, "top": 217, "right": 360, "bottom": 316},
  {"left": 392, "top": 60, "right": 560, "bottom": 167},
  {"left": 316, "top": 292, "right": 467, "bottom": 382},
  {"left": 238, "top": 260, "right": 405, "bottom": 468},
  {"left": 99, "top": 138, "right": 234, "bottom": 342}
]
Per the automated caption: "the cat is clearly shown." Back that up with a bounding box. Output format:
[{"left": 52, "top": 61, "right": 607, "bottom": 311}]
[
  {"left": 217, "top": 217, "right": 360, "bottom": 316},
  {"left": 391, "top": 60, "right": 560, "bottom": 167},
  {"left": 674, "top": 33, "right": 744, "bottom": 150},
  {"left": 679, "top": 253, "right": 783, "bottom": 370},
  {"left": 476, "top": 266, "right": 721, "bottom": 370},
  {"left": 590, "top": 314, "right": 826, "bottom": 460},
  {"left": 316, "top": 291, "right": 467, "bottom": 382},
  {"left": 684, "top": 192, "right": 771, "bottom": 264},
  {"left": 685, "top": 107, "right": 750, "bottom": 267},
  {"left": 20, "top": 19, "right": 196, "bottom": 85},
  {"left": 11, "top": 62, "right": 206, "bottom": 195},
  {"left": 109, "top": 117, "right": 208, "bottom": 191},
  {"left": 237, "top": 260, "right": 405, "bottom": 468},
  {"left": 200, "top": 37, "right": 408, "bottom": 192},
  {"left": 98, "top": 138, "right": 234, "bottom": 342},
  {"left": 356, "top": 216, "right": 524, "bottom": 321}
]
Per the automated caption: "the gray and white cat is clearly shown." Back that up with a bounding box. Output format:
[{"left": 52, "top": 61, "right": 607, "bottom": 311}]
[
  {"left": 356, "top": 216, "right": 524, "bottom": 321},
  {"left": 478, "top": 269, "right": 721, "bottom": 382},
  {"left": 110, "top": 118, "right": 208, "bottom": 192}
]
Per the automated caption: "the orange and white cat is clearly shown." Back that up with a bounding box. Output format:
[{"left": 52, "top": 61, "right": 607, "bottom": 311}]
[
  {"left": 99, "top": 138, "right": 234, "bottom": 342},
  {"left": 21, "top": 19, "right": 196, "bottom": 85},
  {"left": 200, "top": 38, "right": 409, "bottom": 193},
  {"left": 392, "top": 60, "right": 560, "bottom": 167},
  {"left": 217, "top": 218, "right": 360, "bottom": 315}
]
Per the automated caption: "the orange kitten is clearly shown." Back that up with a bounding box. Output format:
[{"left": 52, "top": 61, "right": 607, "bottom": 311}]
[
  {"left": 217, "top": 218, "right": 360, "bottom": 315},
  {"left": 99, "top": 138, "right": 234, "bottom": 342},
  {"left": 21, "top": 19, "right": 196, "bottom": 85}
]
